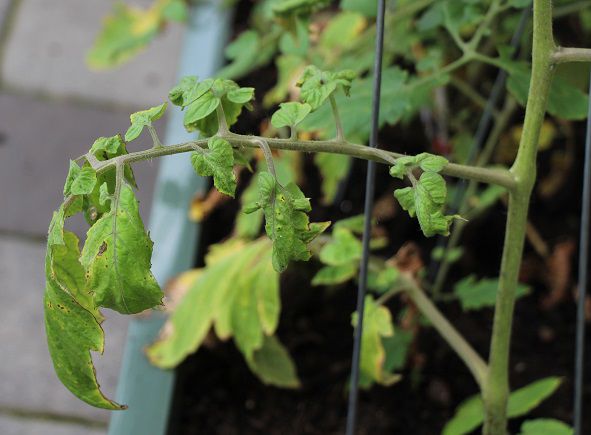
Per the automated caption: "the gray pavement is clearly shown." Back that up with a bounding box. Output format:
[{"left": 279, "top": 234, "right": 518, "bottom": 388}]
[
  {"left": 0, "top": 0, "right": 184, "bottom": 433},
  {"left": 2, "top": 0, "right": 184, "bottom": 108}
]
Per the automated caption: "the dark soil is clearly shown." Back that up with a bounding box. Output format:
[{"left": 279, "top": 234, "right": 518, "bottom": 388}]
[{"left": 165, "top": 4, "right": 591, "bottom": 434}]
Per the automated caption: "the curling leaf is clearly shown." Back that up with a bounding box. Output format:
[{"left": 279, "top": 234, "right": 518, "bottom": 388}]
[
  {"left": 125, "top": 103, "right": 167, "bottom": 142},
  {"left": 297, "top": 65, "right": 356, "bottom": 110},
  {"left": 190, "top": 137, "right": 237, "bottom": 197},
  {"left": 245, "top": 171, "right": 329, "bottom": 272}
]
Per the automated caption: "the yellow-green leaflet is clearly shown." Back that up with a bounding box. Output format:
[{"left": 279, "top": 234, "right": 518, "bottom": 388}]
[
  {"left": 44, "top": 211, "right": 122, "bottom": 409},
  {"left": 147, "top": 238, "right": 298, "bottom": 388},
  {"left": 351, "top": 295, "right": 400, "bottom": 388},
  {"left": 80, "top": 184, "right": 163, "bottom": 314}
]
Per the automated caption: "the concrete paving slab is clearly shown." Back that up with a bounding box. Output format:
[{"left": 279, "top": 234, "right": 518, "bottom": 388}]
[
  {"left": 1, "top": 0, "right": 184, "bottom": 108},
  {"left": 0, "top": 234, "right": 129, "bottom": 422},
  {"left": 0, "top": 92, "right": 160, "bottom": 236},
  {"left": 0, "top": 415, "right": 105, "bottom": 435},
  {"left": 0, "top": 0, "right": 14, "bottom": 30}
]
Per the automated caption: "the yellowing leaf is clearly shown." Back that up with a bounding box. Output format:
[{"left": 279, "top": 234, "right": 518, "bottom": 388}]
[
  {"left": 147, "top": 238, "right": 294, "bottom": 387},
  {"left": 352, "top": 296, "right": 400, "bottom": 388}
]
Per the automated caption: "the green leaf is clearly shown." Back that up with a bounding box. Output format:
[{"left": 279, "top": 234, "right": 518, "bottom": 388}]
[
  {"left": 333, "top": 215, "right": 366, "bottom": 234},
  {"left": 70, "top": 167, "right": 98, "bottom": 196},
  {"left": 297, "top": 65, "right": 356, "bottom": 110},
  {"left": 247, "top": 172, "right": 328, "bottom": 272},
  {"left": 217, "top": 30, "right": 278, "bottom": 80},
  {"left": 300, "top": 68, "right": 447, "bottom": 142},
  {"left": 48, "top": 206, "right": 66, "bottom": 247},
  {"left": 507, "top": 377, "right": 562, "bottom": 418},
  {"left": 227, "top": 87, "right": 255, "bottom": 104},
  {"left": 319, "top": 227, "right": 362, "bottom": 266},
  {"left": 382, "top": 329, "right": 413, "bottom": 373},
  {"left": 272, "top": 0, "right": 331, "bottom": 18},
  {"left": 89, "top": 135, "right": 125, "bottom": 157},
  {"left": 312, "top": 263, "right": 358, "bottom": 286},
  {"left": 125, "top": 103, "right": 167, "bottom": 142},
  {"left": 63, "top": 161, "right": 80, "bottom": 196},
  {"left": 191, "top": 138, "right": 237, "bottom": 197},
  {"left": 389, "top": 155, "right": 418, "bottom": 179},
  {"left": 415, "top": 172, "right": 452, "bottom": 236},
  {"left": 519, "top": 419, "right": 573, "bottom": 435},
  {"left": 503, "top": 62, "right": 589, "bottom": 120},
  {"left": 393, "top": 170, "right": 456, "bottom": 237},
  {"left": 246, "top": 335, "right": 300, "bottom": 388},
  {"left": 367, "top": 266, "right": 400, "bottom": 293},
  {"left": 416, "top": 152, "right": 449, "bottom": 172},
  {"left": 352, "top": 296, "right": 401, "bottom": 388},
  {"left": 184, "top": 91, "right": 220, "bottom": 125},
  {"left": 271, "top": 102, "right": 312, "bottom": 128},
  {"left": 394, "top": 187, "right": 416, "bottom": 216},
  {"left": 170, "top": 76, "right": 253, "bottom": 135},
  {"left": 431, "top": 246, "right": 464, "bottom": 264},
  {"left": 453, "top": 275, "right": 530, "bottom": 310},
  {"left": 443, "top": 377, "right": 562, "bottom": 435},
  {"left": 80, "top": 185, "right": 162, "bottom": 314},
  {"left": 99, "top": 182, "right": 111, "bottom": 206},
  {"left": 509, "top": 0, "right": 532, "bottom": 8},
  {"left": 340, "top": 0, "right": 377, "bottom": 17}
]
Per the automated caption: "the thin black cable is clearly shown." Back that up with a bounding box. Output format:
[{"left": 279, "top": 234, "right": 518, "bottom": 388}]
[
  {"left": 427, "top": 6, "right": 530, "bottom": 283},
  {"left": 574, "top": 68, "right": 591, "bottom": 435},
  {"left": 345, "top": 1, "right": 386, "bottom": 434}
]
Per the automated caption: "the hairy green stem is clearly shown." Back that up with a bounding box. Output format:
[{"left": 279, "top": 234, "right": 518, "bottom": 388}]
[
  {"left": 482, "top": 1, "right": 555, "bottom": 433},
  {"left": 551, "top": 46, "right": 591, "bottom": 64},
  {"left": 147, "top": 125, "right": 163, "bottom": 148},
  {"left": 93, "top": 135, "right": 516, "bottom": 190}
]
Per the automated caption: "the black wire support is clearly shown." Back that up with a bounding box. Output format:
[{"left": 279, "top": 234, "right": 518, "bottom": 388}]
[
  {"left": 574, "top": 68, "right": 591, "bottom": 435},
  {"left": 345, "top": 1, "right": 387, "bottom": 434}
]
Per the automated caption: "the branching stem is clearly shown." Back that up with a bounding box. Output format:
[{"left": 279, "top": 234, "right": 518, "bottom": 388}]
[
  {"left": 147, "top": 125, "right": 163, "bottom": 149},
  {"left": 93, "top": 136, "right": 516, "bottom": 190},
  {"left": 551, "top": 47, "right": 591, "bottom": 64},
  {"left": 380, "top": 277, "right": 488, "bottom": 388}
]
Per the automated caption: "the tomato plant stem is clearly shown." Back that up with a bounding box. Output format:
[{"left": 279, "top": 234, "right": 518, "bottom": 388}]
[
  {"left": 401, "top": 279, "right": 488, "bottom": 388},
  {"left": 483, "top": 1, "right": 555, "bottom": 433},
  {"left": 93, "top": 135, "right": 516, "bottom": 189}
]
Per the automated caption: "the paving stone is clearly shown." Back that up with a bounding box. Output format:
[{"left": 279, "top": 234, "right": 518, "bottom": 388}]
[
  {"left": 1, "top": 0, "right": 184, "bottom": 107},
  {"left": 0, "top": 415, "right": 105, "bottom": 435},
  {"left": 0, "top": 92, "right": 159, "bottom": 236},
  {"left": 0, "top": 235, "right": 129, "bottom": 422},
  {"left": 0, "top": 0, "right": 14, "bottom": 31}
]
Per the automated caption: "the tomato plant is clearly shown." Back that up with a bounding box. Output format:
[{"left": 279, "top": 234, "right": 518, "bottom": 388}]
[{"left": 45, "top": 1, "right": 591, "bottom": 434}]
